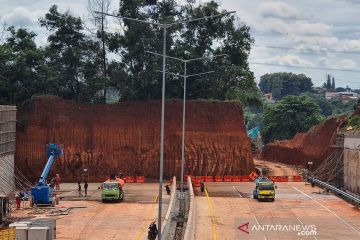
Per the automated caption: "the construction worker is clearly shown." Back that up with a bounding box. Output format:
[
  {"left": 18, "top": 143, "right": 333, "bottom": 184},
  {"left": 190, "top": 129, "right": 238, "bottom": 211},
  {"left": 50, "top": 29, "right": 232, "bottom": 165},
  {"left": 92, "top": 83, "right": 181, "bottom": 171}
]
[
  {"left": 15, "top": 194, "right": 21, "bottom": 210},
  {"left": 165, "top": 185, "right": 171, "bottom": 195},
  {"left": 147, "top": 220, "right": 158, "bottom": 240},
  {"left": 50, "top": 177, "right": 56, "bottom": 188},
  {"left": 84, "top": 180, "right": 88, "bottom": 197},
  {"left": 78, "top": 182, "right": 82, "bottom": 197},
  {"left": 200, "top": 182, "right": 205, "bottom": 192},
  {"left": 55, "top": 173, "right": 61, "bottom": 190}
]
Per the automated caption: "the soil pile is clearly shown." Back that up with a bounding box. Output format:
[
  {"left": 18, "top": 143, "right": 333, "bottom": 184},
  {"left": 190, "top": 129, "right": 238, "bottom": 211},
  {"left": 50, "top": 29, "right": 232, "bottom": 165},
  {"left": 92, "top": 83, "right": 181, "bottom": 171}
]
[
  {"left": 261, "top": 117, "right": 347, "bottom": 168},
  {"left": 16, "top": 96, "right": 254, "bottom": 181}
]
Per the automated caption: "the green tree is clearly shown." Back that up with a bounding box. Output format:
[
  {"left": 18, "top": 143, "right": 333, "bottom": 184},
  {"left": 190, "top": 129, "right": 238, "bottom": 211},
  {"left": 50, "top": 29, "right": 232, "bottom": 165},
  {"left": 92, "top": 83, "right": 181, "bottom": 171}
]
[
  {"left": 326, "top": 74, "right": 331, "bottom": 90},
  {"left": 40, "top": 5, "right": 95, "bottom": 102},
  {"left": 87, "top": 0, "right": 111, "bottom": 103},
  {"left": 262, "top": 95, "right": 322, "bottom": 143},
  {"left": 259, "top": 72, "right": 313, "bottom": 100},
  {"left": 331, "top": 77, "right": 335, "bottom": 90},
  {"left": 107, "top": 0, "right": 259, "bottom": 106},
  {"left": 0, "top": 27, "right": 51, "bottom": 105}
]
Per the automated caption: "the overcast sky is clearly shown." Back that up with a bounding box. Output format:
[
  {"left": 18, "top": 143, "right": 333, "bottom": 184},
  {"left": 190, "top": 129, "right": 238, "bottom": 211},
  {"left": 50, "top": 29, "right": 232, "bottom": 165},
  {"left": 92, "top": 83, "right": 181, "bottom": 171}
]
[{"left": 0, "top": 0, "right": 359, "bottom": 88}]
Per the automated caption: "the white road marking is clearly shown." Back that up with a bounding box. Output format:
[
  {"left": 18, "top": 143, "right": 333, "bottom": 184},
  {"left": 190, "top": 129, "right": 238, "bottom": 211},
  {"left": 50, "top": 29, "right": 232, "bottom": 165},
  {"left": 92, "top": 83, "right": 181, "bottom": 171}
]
[
  {"left": 313, "top": 236, "right": 318, "bottom": 240},
  {"left": 254, "top": 216, "right": 260, "bottom": 225},
  {"left": 246, "top": 204, "right": 251, "bottom": 211},
  {"left": 232, "top": 186, "right": 242, "bottom": 197},
  {"left": 293, "top": 187, "right": 360, "bottom": 235},
  {"left": 296, "top": 217, "right": 304, "bottom": 225},
  {"left": 263, "top": 236, "right": 268, "bottom": 240},
  {"left": 279, "top": 199, "right": 286, "bottom": 208}
]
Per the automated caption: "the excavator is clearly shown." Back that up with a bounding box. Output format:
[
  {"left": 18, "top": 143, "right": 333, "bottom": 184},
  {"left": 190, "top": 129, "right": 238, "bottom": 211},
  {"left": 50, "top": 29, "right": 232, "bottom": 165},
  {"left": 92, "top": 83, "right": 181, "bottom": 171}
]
[{"left": 31, "top": 144, "right": 62, "bottom": 205}]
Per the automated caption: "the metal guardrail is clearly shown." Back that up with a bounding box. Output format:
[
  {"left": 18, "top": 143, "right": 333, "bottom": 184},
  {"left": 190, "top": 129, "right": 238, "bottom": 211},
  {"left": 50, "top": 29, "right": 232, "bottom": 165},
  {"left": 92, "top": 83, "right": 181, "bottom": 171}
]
[{"left": 307, "top": 176, "right": 360, "bottom": 205}]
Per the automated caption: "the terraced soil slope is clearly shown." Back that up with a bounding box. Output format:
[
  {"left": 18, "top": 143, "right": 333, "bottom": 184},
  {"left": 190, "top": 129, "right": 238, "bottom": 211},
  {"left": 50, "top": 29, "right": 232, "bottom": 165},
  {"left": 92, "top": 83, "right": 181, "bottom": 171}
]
[
  {"left": 261, "top": 117, "right": 347, "bottom": 168},
  {"left": 16, "top": 96, "right": 254, "bottom": 181}
]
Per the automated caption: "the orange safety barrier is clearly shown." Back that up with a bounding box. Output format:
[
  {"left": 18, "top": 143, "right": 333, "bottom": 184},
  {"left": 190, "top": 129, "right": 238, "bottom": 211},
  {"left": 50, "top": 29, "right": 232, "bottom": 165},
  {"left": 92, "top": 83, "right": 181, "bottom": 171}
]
[
  {"left": 125, "top": 176, "right": 134, "bottom": 183},
  {"left": 241, "top": 176, "right": 250, "bottom": 182},
  {"left": 232, "top": 176, "right": 241, "bottom": 182},
  {"left": 214, "top": 176, "right": 223, "bottom": 182},
  {"left": 292, "top": 175, "right": 302, "bottom": 182},
  {"left": 224, "top": 176, "right": 232, "bottom": 182},
  {"left": 281, "top": 176, "right": 289, "bottom": 182},
  {"left": 205, "top": 176, "right": 214, "bottom": 182},
  {"left": 194, "top": 179, "right": 201, "bottom": 187},
  {"left": 269, "top": 176, "right": 282, "bottom": 182},
  {"left": 195, "top": 176, "right": 202, "bottom": 181},
  {"left": 248, "top": 171, "right": 259, "bottom": 181},
  {"left": 136, "top": 176, "right": 145, "bottom": 183}
]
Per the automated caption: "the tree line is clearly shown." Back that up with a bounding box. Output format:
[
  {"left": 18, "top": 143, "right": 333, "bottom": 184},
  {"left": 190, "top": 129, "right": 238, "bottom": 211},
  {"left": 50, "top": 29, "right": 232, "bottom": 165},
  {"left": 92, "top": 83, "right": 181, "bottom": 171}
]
[
  {"left": 252, "top": 72, "right": 358, "bottom": 143},
  {"left": 0, "top": 0, "right": 261, "bottom": 107}
]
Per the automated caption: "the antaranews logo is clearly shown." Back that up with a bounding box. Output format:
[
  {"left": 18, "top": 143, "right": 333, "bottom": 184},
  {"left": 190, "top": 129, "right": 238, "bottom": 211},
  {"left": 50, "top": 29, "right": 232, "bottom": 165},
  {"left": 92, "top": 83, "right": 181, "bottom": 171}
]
[
  {"left": 236, "top": 221, "right": 317, "bottom": 237},
  {"left": 238, "top": 222, "right": 250, "bottom": 234}
]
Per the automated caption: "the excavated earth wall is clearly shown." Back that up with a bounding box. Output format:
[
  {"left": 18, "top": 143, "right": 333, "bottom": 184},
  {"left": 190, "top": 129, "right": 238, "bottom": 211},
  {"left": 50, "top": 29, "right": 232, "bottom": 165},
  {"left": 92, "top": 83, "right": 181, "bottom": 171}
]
[
  {"left": 261, "top": 117, "right": 347, "bottom": 168},
  {"left": 16, "top": 96, "right": 254, "bottom": 181}
]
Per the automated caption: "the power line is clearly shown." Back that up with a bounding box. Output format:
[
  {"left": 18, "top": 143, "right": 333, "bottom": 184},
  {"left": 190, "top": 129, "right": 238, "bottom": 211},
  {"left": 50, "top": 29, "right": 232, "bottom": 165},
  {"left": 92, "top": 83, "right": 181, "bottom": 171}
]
[{"left": 254, "top": 44, "right": 360, "bottom": 56}]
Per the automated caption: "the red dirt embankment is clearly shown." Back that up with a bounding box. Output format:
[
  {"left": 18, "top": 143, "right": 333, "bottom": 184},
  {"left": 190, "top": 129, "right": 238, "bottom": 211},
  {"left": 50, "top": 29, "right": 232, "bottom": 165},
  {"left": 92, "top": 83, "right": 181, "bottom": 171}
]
[
  {"left": 16, "top": 96, "right": 254, "bottom": 181},
  {"left": 261, "top": 117, "right": 347, "bottom": 168}
]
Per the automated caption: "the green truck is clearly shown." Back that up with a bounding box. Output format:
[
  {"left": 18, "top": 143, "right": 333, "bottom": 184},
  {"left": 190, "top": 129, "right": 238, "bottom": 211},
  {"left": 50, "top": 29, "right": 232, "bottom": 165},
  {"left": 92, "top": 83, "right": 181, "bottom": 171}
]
[
  {"left": 101, "top": 179, "right": 124, "bottom": 202},
  {"left": 253, "top": 177, "right": 276, "bottom": 201}
]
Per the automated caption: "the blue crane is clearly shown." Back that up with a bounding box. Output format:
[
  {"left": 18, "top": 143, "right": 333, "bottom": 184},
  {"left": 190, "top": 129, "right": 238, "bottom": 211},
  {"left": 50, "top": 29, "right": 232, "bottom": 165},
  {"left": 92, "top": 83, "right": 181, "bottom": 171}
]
[{"left": 31, "top": 143, "right": 62, "bottom": 205}]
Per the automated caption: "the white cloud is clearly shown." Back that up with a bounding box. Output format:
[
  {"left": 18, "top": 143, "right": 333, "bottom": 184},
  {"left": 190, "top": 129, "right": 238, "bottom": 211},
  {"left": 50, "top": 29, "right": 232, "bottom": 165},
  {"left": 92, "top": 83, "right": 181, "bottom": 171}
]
[
  {"left": 317, "top": 57, "right": 332, "bottom": 67},
  {"left": 265, "top": 18, "right": 331, "bottom": 36},
  {"left": 292, "top": 36, "right": 360, "bottom": 52},
  {"left": 259, "top": 1, "right": 301, "bottom": 19},
  {"left": 335, "top": 59, "right": 357, "bottom": 69},
  {"left": 266, "top": 54, "right": 315, "bottom": 67},
  {"left": 0, "top": 7, "right": 43, "bottom": 27}
]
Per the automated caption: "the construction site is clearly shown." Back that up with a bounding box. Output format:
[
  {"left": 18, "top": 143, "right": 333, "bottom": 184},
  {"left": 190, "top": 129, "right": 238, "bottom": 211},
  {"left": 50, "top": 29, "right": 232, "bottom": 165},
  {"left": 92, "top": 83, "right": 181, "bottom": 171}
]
[
  {"left": 0, "top": 97, "right": 359, "bottom": 240},
  {"left": 0, "top": 1, "right": 360, "bottom": 239}
]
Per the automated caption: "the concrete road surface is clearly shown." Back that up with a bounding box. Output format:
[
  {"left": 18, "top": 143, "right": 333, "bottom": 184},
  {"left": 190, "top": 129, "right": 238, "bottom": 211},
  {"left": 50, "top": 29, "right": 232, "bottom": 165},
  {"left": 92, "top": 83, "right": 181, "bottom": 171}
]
[
  {"left": 195, "top": 182, "right": 360, "bottom": 240},
  {"left": 56, "top": 183, "right": 169, "bottom": 240}
]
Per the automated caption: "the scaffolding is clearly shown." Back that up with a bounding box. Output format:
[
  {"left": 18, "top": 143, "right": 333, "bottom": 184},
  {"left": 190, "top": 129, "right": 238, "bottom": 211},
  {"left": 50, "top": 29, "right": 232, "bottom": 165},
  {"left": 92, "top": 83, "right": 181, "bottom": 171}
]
[{"left": 310, "top": 134, "right": 344, "bottom": 188}]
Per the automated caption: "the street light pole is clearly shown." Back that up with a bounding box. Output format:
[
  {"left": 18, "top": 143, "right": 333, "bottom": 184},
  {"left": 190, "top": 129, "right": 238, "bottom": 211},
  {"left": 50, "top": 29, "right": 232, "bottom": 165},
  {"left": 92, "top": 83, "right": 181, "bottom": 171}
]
[
  {"left": 180, "top": 61, "right": 187, "bottom": 193},
  {"left": 158, "top": 26, "right": 167, "bottom": 236},
  {"left": 95, "top": 10, "right": 234, "bottom": 239},
  {"left": 146, "top": 51, "right": 228, "bottom": 193}
]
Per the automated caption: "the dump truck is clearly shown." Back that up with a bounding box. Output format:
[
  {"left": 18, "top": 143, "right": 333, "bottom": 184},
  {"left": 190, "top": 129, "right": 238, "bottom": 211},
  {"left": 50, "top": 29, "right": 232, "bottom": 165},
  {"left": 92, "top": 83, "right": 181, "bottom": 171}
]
[
  {"left": 253, "top": 177, "right": 276, "bottom": 201},
  {"left": 101, "top": 175, "right": 125, "bottom": 202}
]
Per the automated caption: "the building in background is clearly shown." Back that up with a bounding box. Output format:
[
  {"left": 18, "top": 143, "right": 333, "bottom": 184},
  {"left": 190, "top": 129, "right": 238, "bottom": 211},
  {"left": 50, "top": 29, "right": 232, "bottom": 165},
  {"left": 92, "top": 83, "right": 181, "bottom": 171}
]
[
  {"left": 0, "top": 105, "right": 16, "bottom": 195},
  {"left": 325, "top": 91, "right": 359, "bottom": 101}
]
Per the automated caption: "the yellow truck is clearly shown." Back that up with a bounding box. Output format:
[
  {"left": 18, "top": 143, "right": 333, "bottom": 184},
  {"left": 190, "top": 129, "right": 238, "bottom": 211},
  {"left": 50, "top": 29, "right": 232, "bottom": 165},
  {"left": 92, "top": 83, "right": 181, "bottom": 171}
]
[{"left": 253, "top": 177, "right": 276, "bottom": 201}]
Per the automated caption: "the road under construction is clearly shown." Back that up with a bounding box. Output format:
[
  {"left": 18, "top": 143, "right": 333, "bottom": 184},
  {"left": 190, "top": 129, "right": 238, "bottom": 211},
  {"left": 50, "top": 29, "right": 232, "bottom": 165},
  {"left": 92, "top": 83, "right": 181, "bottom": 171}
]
[
  {"left": 1, "top": 99, "right": 360, "bottom": 240},
  {"left": 6, "top": 160, "right": 359, "bottom": 240}
]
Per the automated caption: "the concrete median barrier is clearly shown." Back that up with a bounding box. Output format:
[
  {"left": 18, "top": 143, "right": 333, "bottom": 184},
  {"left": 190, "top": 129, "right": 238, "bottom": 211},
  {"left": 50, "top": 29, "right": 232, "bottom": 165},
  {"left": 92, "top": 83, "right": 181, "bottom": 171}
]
[
  {"left": 184, "top": 176, "right": 196, "bottom": 240},
  {"left": 160, "top": 176, "right": 176, "bottom": 240}
]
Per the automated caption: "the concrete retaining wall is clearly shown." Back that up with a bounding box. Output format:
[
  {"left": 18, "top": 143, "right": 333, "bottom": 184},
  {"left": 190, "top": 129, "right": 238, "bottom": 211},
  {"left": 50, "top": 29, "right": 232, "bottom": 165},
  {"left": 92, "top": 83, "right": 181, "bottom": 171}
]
[
  {"left": 344, "top": 133, "right": 360, "bottom": 195},
  {"left": 183, "top": 176, "right": 195, "bottom": 240},
  {"left": 0, "top": 154, "right": 15, "bottom": 194},
  {"left": 0, "top": 105, "right": 16, "bottom": 194},
  {"left": 344, "top": 149, "right": 360, "bottom": 194},
  {"left": 344, "top": 132, "right": 360, "bottom": 150}
]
